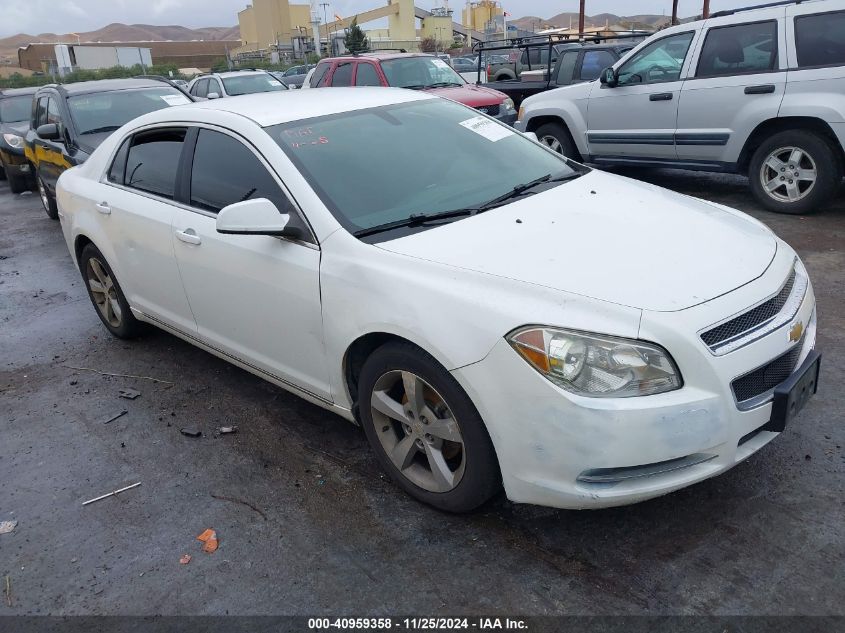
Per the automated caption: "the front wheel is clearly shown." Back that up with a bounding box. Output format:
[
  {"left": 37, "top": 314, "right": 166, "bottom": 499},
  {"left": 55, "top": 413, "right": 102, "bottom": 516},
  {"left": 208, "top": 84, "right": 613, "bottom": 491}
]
[
  {"left": 534, "top": 122, "right": 580, "bottom": 160},
  {"left": 37, "top": 174, "right": 59, "bottom": 220},
  {"left": 358, "top": 342, "right": 501, "bottom": 513},
  {"left": 79, "top": 244, "right": 145, "bottom": 339},
  {"left": 748, "top": 130, "right": 842, "bottom": 215}
]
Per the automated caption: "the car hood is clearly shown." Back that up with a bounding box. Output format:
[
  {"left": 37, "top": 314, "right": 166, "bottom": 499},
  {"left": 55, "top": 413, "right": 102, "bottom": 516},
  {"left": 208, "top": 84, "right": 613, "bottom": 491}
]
[
  {"left": 75, "top": 132, "right": 112, "bottom": 155},
  {"left": 1, "top": 121, "right": 29, "bottom": 136},
  {"left": 425, "top": 83, "right": 506, "bottom": 107},
  {"left": 376, "top": 170, "right": 777, "bottom": 312}
]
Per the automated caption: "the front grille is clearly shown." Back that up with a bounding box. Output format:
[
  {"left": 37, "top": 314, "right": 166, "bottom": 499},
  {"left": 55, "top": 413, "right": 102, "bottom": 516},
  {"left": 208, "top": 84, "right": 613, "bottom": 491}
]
[
  {"left": 731, "top": 336, "right": 804, "bottom": 407},
  {"left": 702, "top": 270, "right": 795, "bottom": 349},
  {"left": 476, "top": 104, "right": 500, "bottom": 116}
]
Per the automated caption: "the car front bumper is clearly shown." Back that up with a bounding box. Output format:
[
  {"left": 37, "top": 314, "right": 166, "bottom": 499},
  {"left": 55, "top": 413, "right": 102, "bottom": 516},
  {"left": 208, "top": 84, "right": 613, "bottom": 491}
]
[{"left": 451, "top": 254, "right": 818, "bottom": 510}]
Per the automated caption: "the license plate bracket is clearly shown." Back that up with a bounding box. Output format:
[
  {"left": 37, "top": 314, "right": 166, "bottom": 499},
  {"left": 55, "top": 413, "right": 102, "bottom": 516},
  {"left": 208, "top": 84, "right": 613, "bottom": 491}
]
[{"left": 764, "top": 350, "right": 821, "bottom": 433}]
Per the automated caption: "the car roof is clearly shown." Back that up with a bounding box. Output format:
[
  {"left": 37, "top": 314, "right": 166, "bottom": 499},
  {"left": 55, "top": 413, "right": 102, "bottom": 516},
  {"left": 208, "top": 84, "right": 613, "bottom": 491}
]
[
  {"left": 208, "top": 70, "right": 269, "bottom": 77},
  {"left": 328, "top": 52, "right": 433, "bottom": 62},
  {"left": 0, "top": 87, "right": 38, "bottom": 97},
  {"left": 37, "top": 78, "right": 179, "bottom": 97},
  {"left": 137, "top": 87, "right": 435, "bottom": 128}
]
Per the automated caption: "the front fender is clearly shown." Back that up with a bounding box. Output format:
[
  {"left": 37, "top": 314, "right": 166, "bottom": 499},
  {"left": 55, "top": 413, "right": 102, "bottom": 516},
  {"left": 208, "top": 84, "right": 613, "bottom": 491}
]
[{"left": 521, "top": 84, "right": 592, "bottom": 156}]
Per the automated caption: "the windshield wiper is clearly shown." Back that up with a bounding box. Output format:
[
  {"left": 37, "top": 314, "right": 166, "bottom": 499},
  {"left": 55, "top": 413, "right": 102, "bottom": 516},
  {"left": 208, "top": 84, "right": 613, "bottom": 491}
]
[
  {"left": 471, "top": 171, "right": 583, "bottom": 212},
  {"left": 401, "top": 84, "right": 427, "bottom": 90},
  {"left": 80, "top": 125, "right": 121, "bottom": 135},
  {"left": 427, "top": 82, "right": 463, "bottom": 88}
]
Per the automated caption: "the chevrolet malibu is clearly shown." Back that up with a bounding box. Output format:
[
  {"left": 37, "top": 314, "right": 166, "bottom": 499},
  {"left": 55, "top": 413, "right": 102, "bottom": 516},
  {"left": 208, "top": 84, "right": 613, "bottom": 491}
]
[{"left": 55, "top": 89, "right": 820, "bottom": 512}]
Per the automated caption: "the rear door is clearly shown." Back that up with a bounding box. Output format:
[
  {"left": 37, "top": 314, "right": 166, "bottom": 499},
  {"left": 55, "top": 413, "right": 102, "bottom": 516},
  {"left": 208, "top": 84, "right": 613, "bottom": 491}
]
[
  {"left": 676, "top": 10, "right": 787, "bottom": 164},
  {"left": 586, "top": 30, "right": 698, "bottom": 160}
]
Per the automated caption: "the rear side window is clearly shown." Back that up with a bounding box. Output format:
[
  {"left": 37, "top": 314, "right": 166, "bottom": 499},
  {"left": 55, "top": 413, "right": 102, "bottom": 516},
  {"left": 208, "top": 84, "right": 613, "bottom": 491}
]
[
  {"left": 107, "top": 138, "right": 130, "bottom": 184},
  {"left": 125, "top": 128, "right": 186, "bottom": 199},
  {"left": 331, "top": 63, "right": 353, "bottom": 87},
  {"left": 795, "top": 11, "right": 845, "bottom": 68},
  {"left": 311, "top": 63, "right": 331, "bottom": 87},
  {"left": 579, "top": 50, "right": 616, "bottom": 80},
  {"left": 556, "top": 51, "right": 579, "bottom": 84},
  {"left": 355, "top": 63, "right": 381, "bottom": 86},
  {"left": 697, "top": 21, "right": 778, "bottom": 77}
]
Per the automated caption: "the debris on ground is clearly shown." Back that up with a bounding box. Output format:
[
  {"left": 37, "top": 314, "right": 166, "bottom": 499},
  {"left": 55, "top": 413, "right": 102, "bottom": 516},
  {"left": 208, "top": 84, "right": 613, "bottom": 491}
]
[
  {"left": 62, "top": 364, "right": 174, "bottom": 384},
  {"left": 4, "top": 575, "right": 10, "bottom": 607},
  {"left": 102, "top": 410, "right": 128, "bottom": 425},
  {"left": 196, "top": 528, "right": 218, "bottom": 553},
  {"left": 118, "top": 388, "right": 141, "bottom": 400},
  {"left": 82, "top": 482, "right": 141, "bottom": 506},
  {"left": 180, "top": 427, "right": 202, "bottom": 438},
  {"left": 0, "top": 521, "right": 17, "bottom": 535},
  {"left": 218, "top": 425, "right": 238, "bottom": 435},
  {"left": 179, "top": 554, "right": 192, "bottom": 565},
  {"left": 210, "top": 494, "right": 267, "bottom": 520}
]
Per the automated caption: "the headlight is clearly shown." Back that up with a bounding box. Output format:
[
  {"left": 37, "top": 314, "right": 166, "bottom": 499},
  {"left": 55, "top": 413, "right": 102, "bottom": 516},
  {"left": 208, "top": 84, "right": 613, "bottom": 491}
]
[
  {"left": 507, "top": 327, "right": 682, "bottom": 397},
  {"left": 3, "top": 133, "right": 24, "bottom": 149},
  {"left": 502, "top": 97, "right": 515, "bottom": 111}
]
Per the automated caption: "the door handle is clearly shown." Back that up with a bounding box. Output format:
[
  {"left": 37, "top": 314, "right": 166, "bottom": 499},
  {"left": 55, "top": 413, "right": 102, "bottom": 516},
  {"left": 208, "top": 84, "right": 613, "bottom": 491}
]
[
  {"left": 95, "top": 201, "right": 111, "bottom": 215},
  {"left": 745, "top": 84, "right": 776, "bottom": 95},
  {"left": 175, "top": 229, "right": 201, "bottom": 245},
  {"left": 649, "top": 92, "right": 673, "bottom": 101}
]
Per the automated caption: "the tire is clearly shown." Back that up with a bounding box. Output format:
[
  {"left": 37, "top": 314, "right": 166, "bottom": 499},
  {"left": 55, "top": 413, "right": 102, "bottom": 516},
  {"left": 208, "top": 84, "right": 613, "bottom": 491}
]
[
  {"left": 358, "top": 341, "right": 501, "bottom": 513},
  {"left": 0, "top": 165, "right": 6, "bottom": 181},
  {"left": 748, "top": 130, "right": 842, "bottom": 215},
  {"left": 79, "top": 244, "right": 145, "bottom": 339},
  {"left": 8, "top": 173, "right": 29, "bottom": 194},
  {"left": 534, "top": 122, "right": 580, "bottom": 160},
  {"left": 37, "top": 173, "right": 59, "bottom": 220}
]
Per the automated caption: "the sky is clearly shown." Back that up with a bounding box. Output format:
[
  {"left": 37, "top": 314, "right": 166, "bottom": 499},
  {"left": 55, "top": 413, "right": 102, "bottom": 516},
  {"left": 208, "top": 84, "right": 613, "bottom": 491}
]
[{"left": 0, "top": 0, "right": 744, "bottom": 38}]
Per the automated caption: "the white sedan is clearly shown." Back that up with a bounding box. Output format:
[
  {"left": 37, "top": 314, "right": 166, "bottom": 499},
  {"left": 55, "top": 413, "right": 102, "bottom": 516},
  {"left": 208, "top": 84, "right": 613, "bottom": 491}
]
[{"left": 55, "top": 88, "right": 820, "bottom": 512}]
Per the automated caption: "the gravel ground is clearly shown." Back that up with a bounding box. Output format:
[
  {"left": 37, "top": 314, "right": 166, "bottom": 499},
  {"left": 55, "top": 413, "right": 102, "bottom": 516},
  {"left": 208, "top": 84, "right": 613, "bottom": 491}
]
[{"left": 0, "top": 171, "right": 843, "bottom": 616}]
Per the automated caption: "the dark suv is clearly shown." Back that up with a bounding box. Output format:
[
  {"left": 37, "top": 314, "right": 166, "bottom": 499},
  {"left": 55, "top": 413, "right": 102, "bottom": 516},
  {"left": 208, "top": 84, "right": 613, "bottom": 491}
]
[
  {"left": 0, "top": 87, "right": 38, "bottom": 193},
  {"left": 24, "top": 78, "right": 193, "bottom": 219}
]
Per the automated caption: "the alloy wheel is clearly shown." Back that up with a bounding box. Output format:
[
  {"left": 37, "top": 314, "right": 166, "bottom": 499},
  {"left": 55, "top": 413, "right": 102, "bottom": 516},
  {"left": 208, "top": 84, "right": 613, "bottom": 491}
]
[
  {"left": 540, "top": 135, "right": 563, "bottom": 153},
  {"left": 759, "top": 146, "right": 818, "bottom": 203},
  {"left": 37, "top": 177, "right": 50, "bottom": 211},
  {"left": 369, "top": 370, "right": 466, "bottom": 493},
  {"left": 86, "top": 257, "right": 122, "bottom": 328}
]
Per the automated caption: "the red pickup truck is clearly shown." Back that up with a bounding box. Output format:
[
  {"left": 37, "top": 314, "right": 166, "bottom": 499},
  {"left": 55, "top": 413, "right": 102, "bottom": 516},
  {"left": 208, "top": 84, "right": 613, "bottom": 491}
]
[{"left": 306, "top": 52, "right": 517, "bottom": 124}]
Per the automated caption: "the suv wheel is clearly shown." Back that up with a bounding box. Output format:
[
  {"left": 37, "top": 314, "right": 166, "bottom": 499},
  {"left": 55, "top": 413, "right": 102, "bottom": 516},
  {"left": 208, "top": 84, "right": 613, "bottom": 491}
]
[
  {"left": 358, "top": 342, "right": 501, "bottom": 513},
  {"left": 535, "top": 122, "right": 579, "bottom": 160},
  {"left": 37, "top": 174, "right": 59, "bottom": 220},
  {"left": 748, "top": 130, "right": 842, "bottom": 215},
  {"left": 79, "top": 244, "right": 145, "bottom": 339}
]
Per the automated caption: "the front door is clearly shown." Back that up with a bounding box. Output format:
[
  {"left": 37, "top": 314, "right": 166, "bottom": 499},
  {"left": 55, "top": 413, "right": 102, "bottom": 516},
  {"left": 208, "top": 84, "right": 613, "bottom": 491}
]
[
  {"left": 586, "top": 30, "right": 698, "bottom": 161},
  {"left": 171, "top": 127, "right": 330, "bottom": 400}
]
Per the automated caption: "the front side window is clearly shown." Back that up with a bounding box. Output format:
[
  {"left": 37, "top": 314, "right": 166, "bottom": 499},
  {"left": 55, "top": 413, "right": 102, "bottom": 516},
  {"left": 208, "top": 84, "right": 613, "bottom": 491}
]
[
  {"left": 192, "top": 79, "right": 208, "bottom": 98},
  {"left": 617, "top": 32, "right": 694, "bottom": 85},
  {"left": 221, "top": 73, "right": 286, "bottom": 96},
  {"left": 380, "top": 57, "right": 465, "bottom": 89},
  {"left": 34, "top": 96, "right": 49, "bottom": 128},
  {"left": 125, "top": 128, "right": 186, "bottom": 199},
  {"left": 267, "top": 99, "right": 578, "bottom": 238},
  {"left": 355, "top": 63, "right": 382, "bottom": 86},
  {"left": 580, "top": 50, "right": 616, "bottom": 81},
  {"left": 795, "top": 10, "right": 845, "bottom": 68},
  {"left": 68, "top": 88, "right": 190, "bottom": 136},
  {"left": 46, "top": 98, "right": 63, "bottom": 126},
  {"left": 0, "top": 96, "right": 33, "bottom": 123},
  {"left": 189, "top": 129, "right": 306, "bottom": 236},
  {"left": 697, "top": 21, "right": 778, "bottom": 77}
]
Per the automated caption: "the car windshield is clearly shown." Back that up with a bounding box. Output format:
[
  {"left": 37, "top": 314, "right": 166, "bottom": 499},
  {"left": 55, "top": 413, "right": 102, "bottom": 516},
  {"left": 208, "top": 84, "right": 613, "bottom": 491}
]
[
  {"left": 0, "top": 96, "right": 32, "bottom": 123},
  {"left": 68, "top": 87, "right": 190, "bottom": 135},
  {"left": 222, "top": 74, "right": 287, "bottom": 95},
  {"left": 380, "top": 57, "right": 465, "bottom": 89},
  {"left": 267, "top": 99, "right": 579, "bottom": 237}
]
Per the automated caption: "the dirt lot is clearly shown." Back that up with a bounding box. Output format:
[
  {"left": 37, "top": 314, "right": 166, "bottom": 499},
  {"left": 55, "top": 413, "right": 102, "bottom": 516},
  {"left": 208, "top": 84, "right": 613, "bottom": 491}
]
[{"left": 0, "top": 171, "right": 843, "bottom": 617}]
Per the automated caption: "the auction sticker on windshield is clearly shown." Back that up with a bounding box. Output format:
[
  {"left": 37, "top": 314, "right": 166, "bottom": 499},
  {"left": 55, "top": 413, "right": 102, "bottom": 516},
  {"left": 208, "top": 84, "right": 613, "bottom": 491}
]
[{"left": 459, "top": 116, "right": 514, "bottom": 142}]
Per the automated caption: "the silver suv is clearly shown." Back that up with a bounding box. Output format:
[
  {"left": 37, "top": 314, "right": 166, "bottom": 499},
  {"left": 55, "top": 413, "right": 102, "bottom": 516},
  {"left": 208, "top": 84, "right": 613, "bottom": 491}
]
[
  {"left": 516, "top": 0, "right": 845, "bottom": 214},
  {"left": 187, "top": 70, "right": 288, "bottom": 100}
]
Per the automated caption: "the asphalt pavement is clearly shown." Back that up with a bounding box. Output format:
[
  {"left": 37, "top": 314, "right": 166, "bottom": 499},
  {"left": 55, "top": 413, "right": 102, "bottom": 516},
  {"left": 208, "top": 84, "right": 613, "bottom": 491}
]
[{"left": 0, "top": 171, "right": 843, "bottom": 616}]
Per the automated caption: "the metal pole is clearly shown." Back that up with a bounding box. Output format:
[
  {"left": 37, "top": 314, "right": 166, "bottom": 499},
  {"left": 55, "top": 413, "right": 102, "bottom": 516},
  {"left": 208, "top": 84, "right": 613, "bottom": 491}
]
[
  {"left": 703, "top": 0, "right": 711, "bottom": 19},
  {"left": 672, "top": 0, "right": 680, "bottom": 25},
  {"left": 579, "top": 0, "right": 586, "bottom": 40}
]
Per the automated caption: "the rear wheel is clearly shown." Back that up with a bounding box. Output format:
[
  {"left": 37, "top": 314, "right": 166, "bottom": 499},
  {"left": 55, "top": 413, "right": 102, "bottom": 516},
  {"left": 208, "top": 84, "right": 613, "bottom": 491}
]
[
  {"left": 37, "top": 173, "right": 59, "bottom": 220},
  {"left": 358, "top": 342, "right": 501, "bottom": 513},
  {"left": 79, "top": 244, "right": 144, "bottom": 339},
  {"left": 748, "top": 130, "right": 841, "bottom": 215},
  {"left": 534, "top": 122, "right": 580, "bottom": 160}
]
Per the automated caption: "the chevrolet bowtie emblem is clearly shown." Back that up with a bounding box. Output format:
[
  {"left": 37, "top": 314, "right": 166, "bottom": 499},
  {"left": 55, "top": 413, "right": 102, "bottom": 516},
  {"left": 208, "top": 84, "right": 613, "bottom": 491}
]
[{"left": 789, "top": 321, "right": 804, "bottom": 343}]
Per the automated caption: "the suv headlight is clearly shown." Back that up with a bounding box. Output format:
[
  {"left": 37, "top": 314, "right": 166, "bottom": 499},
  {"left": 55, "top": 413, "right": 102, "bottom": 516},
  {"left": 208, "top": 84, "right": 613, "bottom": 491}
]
[
  {"left": 507, "top": 327, "right": 682, "bottom": 397},
  {"left": 502, "top": 97, "right": 515, "bottom": 111},
  {"left": 3, "top": 133, "right": 24, "bottom": 149}
]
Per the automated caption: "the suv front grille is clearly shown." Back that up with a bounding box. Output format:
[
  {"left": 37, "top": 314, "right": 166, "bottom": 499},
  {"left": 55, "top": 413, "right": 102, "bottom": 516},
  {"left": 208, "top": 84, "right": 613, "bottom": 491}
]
[
  {"left": 731, "top": 335, "right": 805, "bottom": 409},
  {"left": 700, "top": 264, "right": 807, "bottom": 355},
  {"left": 475, "top": 104, "right": 500, "bottom": 116}
]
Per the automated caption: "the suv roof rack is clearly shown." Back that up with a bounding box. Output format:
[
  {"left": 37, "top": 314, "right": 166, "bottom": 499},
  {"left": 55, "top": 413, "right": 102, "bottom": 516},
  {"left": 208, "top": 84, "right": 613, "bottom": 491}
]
[{"left": 711, "top": 0, "right": 804, "bottom": 18}]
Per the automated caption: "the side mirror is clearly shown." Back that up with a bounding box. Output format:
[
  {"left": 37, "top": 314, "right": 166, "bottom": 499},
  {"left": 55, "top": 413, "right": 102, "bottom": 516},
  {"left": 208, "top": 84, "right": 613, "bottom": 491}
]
[
  {"left": 216, "top": 198, "right": 290, "bottom": 236},
  {"left": 600, "top": 67, "right": 618, "bottom": 88},
  {"left": 206, "top": 92, "right": 220, "bottom": 100},
  {"left": 36, "top": 123, "right": 61, "bottom": 141}
]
